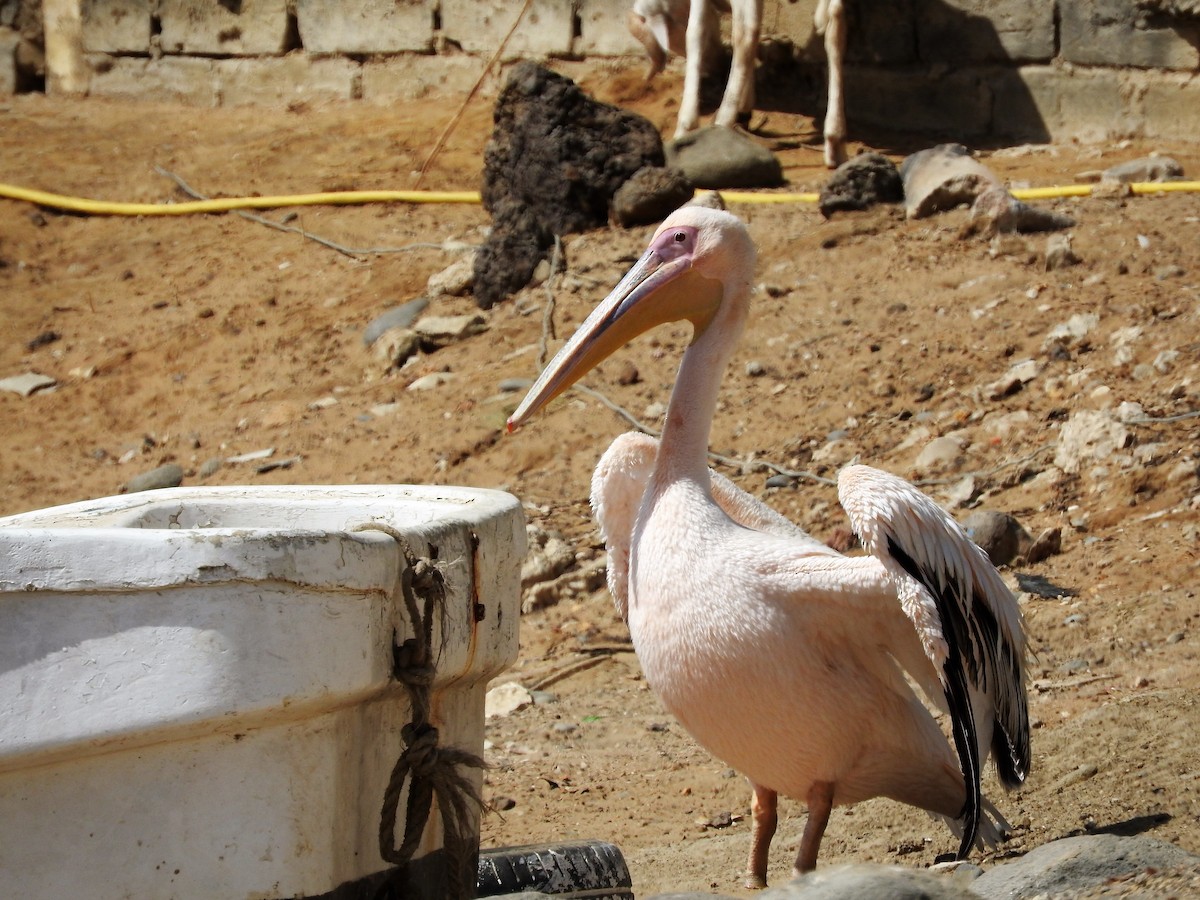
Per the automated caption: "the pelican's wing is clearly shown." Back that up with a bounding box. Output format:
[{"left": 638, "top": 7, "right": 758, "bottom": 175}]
[
  {"left": 837, "top": 464, "right": 1030, "bottom": 859},
  {"left": 593, "top": 432, "right": 835, "bottom": 618}
]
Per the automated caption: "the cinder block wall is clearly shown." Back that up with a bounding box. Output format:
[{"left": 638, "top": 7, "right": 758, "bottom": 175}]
[{"left": 4, "top": 0, "right": 1200, "bottom": 145}]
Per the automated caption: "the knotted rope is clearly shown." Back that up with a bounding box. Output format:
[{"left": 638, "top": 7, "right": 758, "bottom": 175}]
[{"left": 355, "top": 525, "right": 486, "bottom": 899}]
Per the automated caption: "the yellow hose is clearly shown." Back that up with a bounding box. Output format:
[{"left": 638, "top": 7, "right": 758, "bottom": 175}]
[
  {"left": 0, "top": 183, "right": 483, "bottom": 216},
  {"left": 1, "top": 179, "right": 1199, "bottom": 217}
]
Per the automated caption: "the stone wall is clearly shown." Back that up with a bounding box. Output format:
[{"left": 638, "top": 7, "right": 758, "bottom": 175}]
[{"left": 3, "top": 0, "right": 1199, "bottom": 145}]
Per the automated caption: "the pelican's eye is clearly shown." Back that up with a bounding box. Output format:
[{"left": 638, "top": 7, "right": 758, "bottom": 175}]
[{"left": 651, "top": 224, "right": 699, "bottom": 261}]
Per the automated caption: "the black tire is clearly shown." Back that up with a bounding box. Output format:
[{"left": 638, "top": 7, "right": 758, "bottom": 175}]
[{"left": 476, "top": 840, "right": 633, "bottom": 898}]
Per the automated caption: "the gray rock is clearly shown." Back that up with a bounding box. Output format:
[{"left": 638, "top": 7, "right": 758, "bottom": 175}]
[
  {"left": 756, "top": 863, "right": 979, "bottom": 899},
  {"left": 426, "top": 254, "right": 476, "bottom": 297},
  {"left": 415, "top": 313, "right": 488, "bottom": 348},
  {"left": 915, "top": 435, "right": 963, "bottom": 471},
  {"left": 124, "top": 463, "right": 184, "bottom": 493},
  {"left": 1054, "top": 410, "right": 1131, "bottom": 474},
  {"left": 818, "top": 153, "right": 903, "bottom": 217},
  {"left": 972, "top": 834, "right": 1200, "bottom": 900},
  {"left": 372, "top": 327, "right": 421, "bottom": 369},
  {"left": 1102, "top": 155, "right": 1185, "bottom": 183},
  {"left": 406, "top": 372, "right": 457, "bottom": 391},
  {"left": 0, "top": 372, "right": 57, "bottom": 396},
  {"left": 963, "top": 510, "right": 1031, "bottom": 566},
  {"left": 900, "top": 144, "right": 1001, "bottom": 219},
  {"left": 197, "top": 458, "right": 223, "bottom": 478},
  {"left": 968, "top": 185, "right": 1075, "bottom": 236},
  {"left": 1044, "top": 233, "right": 1081, "bottom": 270},
  {"left": 612, "top": 166, "right": 695, "bottom": 227},
  {"left": 362, "top": 298, "right": 429, "bottom": 346},
  {"left": 665, "top": 127, "right": 784, "bottom": 190}
]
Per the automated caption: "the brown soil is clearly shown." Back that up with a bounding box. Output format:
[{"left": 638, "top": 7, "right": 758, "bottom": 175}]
[{"left": 2, "top": 59, "right": 1199, "bottom": 897}]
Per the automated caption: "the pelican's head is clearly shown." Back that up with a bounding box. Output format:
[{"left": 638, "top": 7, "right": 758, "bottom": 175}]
[{"left": 507, "top": 205, "right": 755, "bottom": 432}]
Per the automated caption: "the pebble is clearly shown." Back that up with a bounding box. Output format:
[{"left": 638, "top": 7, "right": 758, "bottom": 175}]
[
  {"left": 362, "top": 298, "right": 429, "bottom": 346},
  {"left": 1053, "top": 410, "right": 1131, "bottom": 474},
  {"left": 197, "top": 458, "right": 223, "bottom": 479},
  {"left": 373, "top": 327, "right": 421, "bottom": 369},
  {"left": 498, "top": 378, "right": 533, "bottom": 393},
  {"left": 226, "top": 448, "right": 274, "bottom": 464},
  {"left": 425, "top": 253, "right": 476, "bottom": 297},
  {"left": 745, "top": 360, "right": 766, "bottom": 377},
  {"left": 1101, "top": 155, "right": 1184, "bottom": 183},
  {"left": 485, "top": 681, "right": 533, "bottom": 718},
  {"left": 123, "top": 463, "right": 184, "bottom": 493},
  {"left": 1044, "top": 233, "right": 1080, "bottom": 270},
  {"left": 414, "top": 313, "right": 488, "bottom": 348},
  {"left": 406, "top": 372, "right": 457, "bottom": 391},
  {"left": 914, "top": 435, "right": 963, "bottom": 471},
  {"left": 0, "top": 372, "right": 57, "bottom": 396}
]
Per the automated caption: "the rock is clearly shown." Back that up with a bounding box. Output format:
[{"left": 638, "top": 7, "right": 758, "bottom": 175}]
[
  {"left": 1054, "top": 410, "right": 1131, "bottom": 474},
  {"left": 362, "top": 298, "right": 429, "bottom": 346},
  {"left": 521, "top": 524, "right": 576, "bottom": 590},
  {"left": 914, "top": 435, "right": 963, "bottom": 471},
  {"left": 0, "top": 372, "right": 57, "bottom": 396},
  {"left": 226, "top": 448, "right": 274, "bottom": 464},
  {"left": 1101, "top": 155, "right": 1185, "bottom": 183},
  {"left": 962, "top": 510, "right": 1031, "bottom": 566},
  {"left": 984, "top": 359, "right": 1042, "bottom": 400},
  {"left": 755, "top": 863, "right": 980, "bottom": 899},
  {"left": 406, "top": 372, "right": 457, "bottom": 391},
  {"left": 971, "top": 835, "right": 1200, "bottom": 900},
  {"left": 415, "top": 313, "right": 488, "bottom": 348},
  {"left": 1044, "top": 233, "right": 1080, "bottom": 270},
  {"left": 197, "top": 458, "right": 222, "bottom": 478},
  {"left": 485, "top": 681, "right": 533, "bottom": 718},
  {"left": 1026, "top": 527, "right": 1063, "bottom": 563},
  {"left": 476, "top": 62, "right": 663, "bottom": 308},
  {"left": 899, "top": 144, "right": 1001, "bottom": 219},
  {"left": 124, "top": 463, "right": 184, "bottom": 493},
  {"left": 968, "top": 185, "right": 1075, "bottom": 236},
  {"left": 473, "top": 198, "right": 556, "bottom": 311},
  {"left": 1043, "top": 312, "right": 1098, "bottom": 351},
  {"left": 817, "top": 153, "right": 903, "bottom": 217},
  {"left": 426, "top": 253, "right": 476, "bottom": 297},
  {"left": 372, "top": 327, "right": 421, "bottom": 368},
  {"left": 664, "top": 126, "right": 784, "bottom": 189},
  {"left": 612, "top": 166, "right": 694, "bottom": 227}
]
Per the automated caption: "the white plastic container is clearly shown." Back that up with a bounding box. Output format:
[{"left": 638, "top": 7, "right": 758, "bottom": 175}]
[{"left": 0, "top": 484, "right": 524, "bottom": 899}]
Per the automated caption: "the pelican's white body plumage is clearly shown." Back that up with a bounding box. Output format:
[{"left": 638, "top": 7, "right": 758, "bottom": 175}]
[{"left": 509, "top": 207, "right": 1029, "bottom": 886}]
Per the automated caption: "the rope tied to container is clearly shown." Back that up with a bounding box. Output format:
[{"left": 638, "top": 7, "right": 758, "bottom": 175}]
[{"left": 354, "top": 524, "right": 485, "bottom": 899}]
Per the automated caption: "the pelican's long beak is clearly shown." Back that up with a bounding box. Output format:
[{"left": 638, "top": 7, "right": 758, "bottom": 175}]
[{"left": 507, "top": 240, "right": 721, "bottom": 432}]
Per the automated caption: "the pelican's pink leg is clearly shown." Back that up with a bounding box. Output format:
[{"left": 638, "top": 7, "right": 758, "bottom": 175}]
[
  {"left": 794, "top": 780, "right": 835, "bottom": 874},
  {"left": 743, "top": 783, "right": 778, "bottom": 889}
]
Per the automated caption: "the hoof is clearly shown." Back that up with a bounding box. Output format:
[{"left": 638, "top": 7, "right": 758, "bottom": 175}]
[{"left": 743, "top": 872, "right": 768, "bottom": 890}]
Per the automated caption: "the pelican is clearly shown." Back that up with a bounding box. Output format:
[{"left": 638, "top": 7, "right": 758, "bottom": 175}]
[{"left": 507, "top": 207, "right": 1030, "bottom": 888}]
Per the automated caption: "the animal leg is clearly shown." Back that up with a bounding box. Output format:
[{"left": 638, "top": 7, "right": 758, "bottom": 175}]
[
  {"left": 675, "top": 0, "right": 710, "bottom": 137},
  {"left": 714, "top": 0, "right": 761, "bottom": 128},
  {"left": 821, "top": 0, "right": 847, "bottom": 167},
  {"left": 793, "top": 780, "right": 835, "bottom": 875},
  {"left": 743, "top": 782, "right": 778, "bottom": 890}
]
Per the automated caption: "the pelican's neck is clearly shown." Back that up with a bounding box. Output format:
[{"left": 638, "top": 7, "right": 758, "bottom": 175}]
[{"left": 654, "top": 284, "right": 748, "bottom": 487}]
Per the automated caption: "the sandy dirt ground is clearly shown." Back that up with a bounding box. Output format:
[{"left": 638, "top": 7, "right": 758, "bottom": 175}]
[{"left": 2, "top": 59, "right": 1200, "bottom": 897}]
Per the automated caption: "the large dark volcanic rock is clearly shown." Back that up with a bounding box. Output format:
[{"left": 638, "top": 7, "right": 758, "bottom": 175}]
[{"left": 474, "top": 62, "right": 664, "bottom": 309}]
